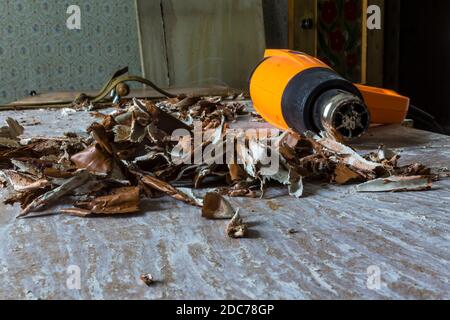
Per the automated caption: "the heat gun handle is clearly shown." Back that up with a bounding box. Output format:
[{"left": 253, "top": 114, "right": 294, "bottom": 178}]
[{"left": 355, "top": 84, "right": 410, "bottom": 125}]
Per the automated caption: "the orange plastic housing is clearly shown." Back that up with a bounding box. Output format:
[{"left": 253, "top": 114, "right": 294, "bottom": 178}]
[
  {"left": 355, "top": 84, "right": 410, "bottom": 125},
  {"left": 250, "top": 49, "right": 330, "bottom": 129},
  {"left": 250, "top": 49, "right": 410, "bottom": 131}
]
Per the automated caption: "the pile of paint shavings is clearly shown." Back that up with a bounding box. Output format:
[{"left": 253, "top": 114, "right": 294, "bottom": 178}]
[{"left": 0, "top": 95, "right": 441, "bottom": 238}]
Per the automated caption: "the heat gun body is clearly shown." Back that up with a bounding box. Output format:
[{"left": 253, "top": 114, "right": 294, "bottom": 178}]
[{"left": 250, "top": 50, "right": 410, "bottom": 140}]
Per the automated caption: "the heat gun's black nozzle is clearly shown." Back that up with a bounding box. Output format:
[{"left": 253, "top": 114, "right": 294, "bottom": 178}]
[
  {"left": 314, "top": 89, "right": 371, "bottom": 140},
  {"left": 281, "top": 67, "right": 371, "bottom": 140}
]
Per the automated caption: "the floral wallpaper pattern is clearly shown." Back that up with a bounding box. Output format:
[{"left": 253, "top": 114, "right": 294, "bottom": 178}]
[
  {"left": 317, "top": 0, "right": 362, "bottom": 82},
  {"left": 0, "top": 0, "right": 142, "bottom": 104}
]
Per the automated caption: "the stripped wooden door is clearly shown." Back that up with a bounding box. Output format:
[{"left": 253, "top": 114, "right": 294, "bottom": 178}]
[
  {"left": 289, "top": 0, "right": 385, "bottom": 85},
  {"left": 289, "top": 0, "right": 317, "bottom": 56},
  {"left": 136, "top": 0, "right": 266, "bottom": 90},
  {"left": 135, "top": 0, "right": 170, "bottom": 87}
]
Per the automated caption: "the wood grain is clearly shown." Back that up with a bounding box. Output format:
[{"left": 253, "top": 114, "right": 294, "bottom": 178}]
[
  {"left": 289, "top": 0, "right": 317, "bottom": 56},
  {"left": 366, "top": 0, "right": 385, "bottom": 87},
  {"left": 136, "top": 0, "right": 170, "bottom": 87},
  {"left": 0, "top": 107, "right": 449, "bottom": 299},
  {"left": 160, "top": 0, "right": 266, "bottom": 89}
]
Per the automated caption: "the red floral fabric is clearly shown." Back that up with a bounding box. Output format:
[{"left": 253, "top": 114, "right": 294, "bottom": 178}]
[
  {"left": 322, "top": 1, "right": 338, "bottom": 24},
  {"left": 317, "top": 0, "right": 363, "bottom": 82}
]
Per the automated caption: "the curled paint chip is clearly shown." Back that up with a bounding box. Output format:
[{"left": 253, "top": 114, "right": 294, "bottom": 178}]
[
  {"left": 356, "top": 176, "right": 433, "bottom": 193},
  {"left": 202, "top": 192, "right": 235, "bottom": 220},
  {"left": 226, "top": 210, "right": 248, "bottom": 239}
]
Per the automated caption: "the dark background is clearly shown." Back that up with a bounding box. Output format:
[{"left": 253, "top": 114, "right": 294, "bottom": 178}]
[{"left": 392, "top": 0, "right": 450, "bottom": 134}]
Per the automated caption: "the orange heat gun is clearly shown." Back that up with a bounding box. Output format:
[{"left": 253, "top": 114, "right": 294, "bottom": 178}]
[{"left": 249, "top": 49, "right": 410, "bottom": 140}]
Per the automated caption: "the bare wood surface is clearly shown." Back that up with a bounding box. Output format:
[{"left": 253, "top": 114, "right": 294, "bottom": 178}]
[
  {"left": 289, "top": 0, "right": 318, "bottom": 56},
  {"left": 135, "top": 0, "right": 170, "bottom": 87},
  {"left": 161, "top": 0, "right": 266, "bottom": 89},
  {"left": 366, "top": 0, "right": 385, "bottom": 86},
  {"left": 7, "top": 86, "right": 240, "bottom": 107},
  {"left": 0, "top": 107, "right": 449, "bottom": 299}
]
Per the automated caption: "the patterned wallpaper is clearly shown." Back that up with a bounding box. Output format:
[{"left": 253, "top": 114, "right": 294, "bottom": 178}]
[
  {"left": 317, "top": 0, "right": 363, "bottom": 83},
  {"left": 0, "top": 0, "right": 142, "bottom": 104}
]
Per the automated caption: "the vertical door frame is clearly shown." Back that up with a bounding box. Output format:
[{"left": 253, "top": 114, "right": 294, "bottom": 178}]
[
  {"left": 366, "top": 0, "right": 385, "bottom": 86},
  {"left": 288, "top": 0, "right": 318, "bottom": 56},
  {"left": 289, "top": 0, "right": 385, "bottom": 86},
  {"left": 361, "top": 0, "right": 368, "bottom": 84}
]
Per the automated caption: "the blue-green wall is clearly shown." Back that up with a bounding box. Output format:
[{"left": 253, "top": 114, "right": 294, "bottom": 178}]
[{"left": 0, "top": 0, "right": 142, "bottom": 104}]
